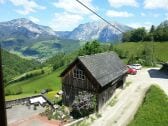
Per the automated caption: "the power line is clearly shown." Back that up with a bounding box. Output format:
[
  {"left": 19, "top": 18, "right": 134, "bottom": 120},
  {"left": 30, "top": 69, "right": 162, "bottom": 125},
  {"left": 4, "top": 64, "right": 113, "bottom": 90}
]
[{"left": 76, "top": 0, "right": 123, "bottom": 33}]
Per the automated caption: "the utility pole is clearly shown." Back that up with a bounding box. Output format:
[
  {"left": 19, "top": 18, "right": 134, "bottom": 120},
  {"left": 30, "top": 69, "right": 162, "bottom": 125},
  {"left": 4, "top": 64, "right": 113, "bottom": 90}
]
[
  {"left": 0, "top": 47, "right": 7, "bottom": 126},
  {"left": 151, "top": 35, "right": 154, "bottom": 66}
]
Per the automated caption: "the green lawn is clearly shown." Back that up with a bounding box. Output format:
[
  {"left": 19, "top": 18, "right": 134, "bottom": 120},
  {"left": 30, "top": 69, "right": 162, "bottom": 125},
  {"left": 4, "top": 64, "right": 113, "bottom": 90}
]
[
  {"left": 129, "top": 85, "right": 168, "bottom": 126},
  {"left": 5, "top": 67, "right": 65, "bottom": 101},
  {"left": 114, "top": 42, "right": 168, "bottom": 62},
  {"left": 45, "top": 91, "right": 58, "bottom": 100}
]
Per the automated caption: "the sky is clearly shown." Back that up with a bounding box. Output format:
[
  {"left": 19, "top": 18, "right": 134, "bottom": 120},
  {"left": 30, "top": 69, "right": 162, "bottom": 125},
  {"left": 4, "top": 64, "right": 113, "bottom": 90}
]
[{"left": 0, "top": 0, "right": 168, "bottom": 31}]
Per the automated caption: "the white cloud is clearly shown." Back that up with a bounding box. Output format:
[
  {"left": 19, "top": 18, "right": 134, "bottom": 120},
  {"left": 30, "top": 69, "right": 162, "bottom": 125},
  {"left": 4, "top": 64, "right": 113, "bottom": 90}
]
[
  {"left": 106, "top": 10, "right": 134, "bottom": 17},
  {"left": 49, "top": 12, "right": 83, "bottom": 31},
  {"left": 52, "top": 0, "right": 99, "bottom": 30},
  {"left": 108, "top": 0, "right": 138, "bottom": 8},
  {"left": 128, "top": 22, "right": 152, "bottom": 30},
  {"left": 29, "top": 16, "right": 39, "bottom": 23},
  {"left": 140, "top": 12, "right": 160, "bottom": 18},
  {"left": 144, "top": 0, "right": 168, "bottom": 10},
  {"left": 9, "top": 0, "right": 46, "bottom": 15},
  {"left": 53, "top": 0, "right": 96, "bottom": 15}
]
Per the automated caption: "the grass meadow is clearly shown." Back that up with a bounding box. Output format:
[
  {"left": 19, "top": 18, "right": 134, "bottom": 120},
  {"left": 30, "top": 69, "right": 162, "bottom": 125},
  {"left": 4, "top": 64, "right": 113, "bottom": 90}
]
[{"left": 5, "top": 67, "right": 64, "bottom": 101}]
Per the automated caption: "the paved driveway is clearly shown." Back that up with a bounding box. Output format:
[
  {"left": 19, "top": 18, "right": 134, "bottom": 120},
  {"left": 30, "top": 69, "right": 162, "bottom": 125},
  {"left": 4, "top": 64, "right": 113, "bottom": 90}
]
[
  {"left": 7, "top": 104, "right": 62, "bottom": 126},
  {"left": 7, "top": 104, "right": 45, "bottom": 125}
]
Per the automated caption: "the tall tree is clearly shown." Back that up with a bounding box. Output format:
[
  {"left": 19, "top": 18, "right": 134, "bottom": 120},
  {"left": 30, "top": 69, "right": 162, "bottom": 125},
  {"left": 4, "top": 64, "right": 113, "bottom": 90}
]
[
  {"left": 149, "top": 25, "right": 155, "bottom": 41},
  {"left": 150, "top": 25, "right": 155, "bottom": 34},
  {"left": 130, "top": 28, "right": 147, "bottom": 42},
  {"left": 78, "top": 40, "right": 102, "bottom": 56},
  {"left": 154, "top": 20, "right": 168, "bottom": 41}
]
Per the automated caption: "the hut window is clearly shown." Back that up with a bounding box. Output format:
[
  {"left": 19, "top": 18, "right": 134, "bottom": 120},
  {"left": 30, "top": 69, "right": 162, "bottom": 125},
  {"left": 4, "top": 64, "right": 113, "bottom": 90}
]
[{"left": 73, "top": 69, "right": 85, "bottom": 80}]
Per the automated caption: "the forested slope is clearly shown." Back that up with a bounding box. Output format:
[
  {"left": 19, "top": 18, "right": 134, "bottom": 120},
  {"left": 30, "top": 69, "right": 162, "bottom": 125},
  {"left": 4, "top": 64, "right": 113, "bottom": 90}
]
[{"left": 1, "top": 49, "right": 40, "bottom": 84}]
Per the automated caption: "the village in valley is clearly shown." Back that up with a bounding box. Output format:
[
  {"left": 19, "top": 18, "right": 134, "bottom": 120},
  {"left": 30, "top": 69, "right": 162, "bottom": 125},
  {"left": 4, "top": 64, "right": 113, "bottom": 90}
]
[{"left": 1, "top": 0, "right": 168, "bottom": 126}]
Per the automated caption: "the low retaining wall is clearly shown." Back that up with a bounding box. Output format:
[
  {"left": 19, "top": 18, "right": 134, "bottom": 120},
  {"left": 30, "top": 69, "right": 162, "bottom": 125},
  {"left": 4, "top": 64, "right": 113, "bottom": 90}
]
[{"left": 5, "top": 94, "right": 53, "bottom": 108}]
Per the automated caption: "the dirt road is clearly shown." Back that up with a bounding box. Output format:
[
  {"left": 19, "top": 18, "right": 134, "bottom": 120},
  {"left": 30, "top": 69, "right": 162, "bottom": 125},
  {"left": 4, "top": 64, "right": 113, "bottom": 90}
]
[{"left": 91, "top": 68, "right": 168, "bottom": 126}]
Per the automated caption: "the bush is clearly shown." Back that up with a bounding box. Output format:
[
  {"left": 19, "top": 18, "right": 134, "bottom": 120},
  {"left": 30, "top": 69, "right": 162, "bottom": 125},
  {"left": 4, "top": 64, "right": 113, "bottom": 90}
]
[
  {"left": 47, "top": 88, "right": 53, "bottom": 92},
  {"left": 71, "top": 91, "right": 96, "bottom": 118},
  {"left": 40, "top": 105, "right": 71, "bottom": 121}
]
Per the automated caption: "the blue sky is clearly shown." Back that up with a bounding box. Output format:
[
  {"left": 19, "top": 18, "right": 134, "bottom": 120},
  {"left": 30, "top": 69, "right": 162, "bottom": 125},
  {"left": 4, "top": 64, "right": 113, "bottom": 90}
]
[{"left": 0, "top": 0, "right": 168, "bottom": 31}]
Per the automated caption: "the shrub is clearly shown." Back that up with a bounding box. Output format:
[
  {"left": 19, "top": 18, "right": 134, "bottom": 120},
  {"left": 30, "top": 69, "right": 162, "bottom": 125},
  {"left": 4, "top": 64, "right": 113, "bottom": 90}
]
[{"left": 71, "top": 91, "right": 96, "bottom": 118}]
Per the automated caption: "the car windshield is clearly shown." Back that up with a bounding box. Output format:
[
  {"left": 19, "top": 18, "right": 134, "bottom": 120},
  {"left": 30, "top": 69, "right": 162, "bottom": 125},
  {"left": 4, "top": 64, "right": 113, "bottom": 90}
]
[{"left": 133, "top": 64, "right": 140, "bottom": 66}]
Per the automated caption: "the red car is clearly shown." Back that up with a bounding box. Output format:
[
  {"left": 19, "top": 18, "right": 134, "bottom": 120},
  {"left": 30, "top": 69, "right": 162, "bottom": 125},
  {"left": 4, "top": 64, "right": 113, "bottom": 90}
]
[{"left": 127, "top": 66, "right": 137, "bottom": 75}]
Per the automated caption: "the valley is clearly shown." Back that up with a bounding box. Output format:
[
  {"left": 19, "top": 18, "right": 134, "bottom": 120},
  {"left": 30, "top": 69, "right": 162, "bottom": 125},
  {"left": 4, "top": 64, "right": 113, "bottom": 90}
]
[
  {"left": 1, "top": 0, "right": 168, "bottom": 125},
  {"left": 3, "top": 41, "right": 168, "bottom": 102},
  {"left": 1, "top": 18, "right": 168, "bottom": 126},
  {"left": 0, "top": 18, "right": 131, "bottom": 60}
]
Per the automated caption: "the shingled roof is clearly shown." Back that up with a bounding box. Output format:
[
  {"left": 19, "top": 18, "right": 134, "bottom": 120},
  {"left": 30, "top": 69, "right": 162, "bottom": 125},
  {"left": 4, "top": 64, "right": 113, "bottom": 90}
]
[
  {"left": 61, "top": 52, "right": 128, "bottom": 87},
  {"left": 78, "top": 52, "right": 127, "bottom": 87}
]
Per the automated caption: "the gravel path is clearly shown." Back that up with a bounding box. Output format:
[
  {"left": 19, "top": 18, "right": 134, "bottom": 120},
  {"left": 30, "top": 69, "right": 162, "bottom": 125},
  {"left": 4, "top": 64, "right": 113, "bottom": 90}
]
[{"left": 91, "top": 68, "right": 168, "bottom": 126}]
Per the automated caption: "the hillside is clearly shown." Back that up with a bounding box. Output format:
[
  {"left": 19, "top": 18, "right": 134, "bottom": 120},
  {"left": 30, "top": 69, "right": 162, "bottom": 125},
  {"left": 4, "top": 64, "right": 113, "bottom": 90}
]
[
  {"left": 4, "top": 41, "right": 168, "bottom": 101},
  {"left": 5, "top": 67, "right": 64, "bottom": 101},
  {"left": 44, "top": 41, "right": 168, "bottom": 69},
  {"left": 1, "top": 49, "right": 40, "bottom": 84},
  {"left": 1, "top": 37, "right": 82, "bottom": 61},
  {"left": 114, "top": 42, "right": 168, "bottom": 62}
]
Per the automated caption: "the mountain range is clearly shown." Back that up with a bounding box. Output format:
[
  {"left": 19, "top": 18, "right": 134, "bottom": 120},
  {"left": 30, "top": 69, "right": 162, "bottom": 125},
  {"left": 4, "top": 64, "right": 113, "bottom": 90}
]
[
  {"left": 0, "top": 18, "right": 56, "bottom": 39},
  {"left": 0, "top": 18, "right": 132, "bottom": 60},
  {"left": 56, "top": 21, "right": 132, "bottom": 42}
]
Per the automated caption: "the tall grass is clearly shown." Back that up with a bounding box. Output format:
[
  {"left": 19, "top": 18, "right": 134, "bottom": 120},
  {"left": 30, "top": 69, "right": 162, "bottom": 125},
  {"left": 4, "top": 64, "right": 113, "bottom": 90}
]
[{"left": 129, "top": 85, "right": 168, "bottom": 126}]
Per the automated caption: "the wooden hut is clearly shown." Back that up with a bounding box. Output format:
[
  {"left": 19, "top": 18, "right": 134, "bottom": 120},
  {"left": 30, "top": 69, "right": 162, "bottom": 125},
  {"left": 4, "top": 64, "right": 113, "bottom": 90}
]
[{"left": 60, "top": 52, "right": 128, "bottom": 110}]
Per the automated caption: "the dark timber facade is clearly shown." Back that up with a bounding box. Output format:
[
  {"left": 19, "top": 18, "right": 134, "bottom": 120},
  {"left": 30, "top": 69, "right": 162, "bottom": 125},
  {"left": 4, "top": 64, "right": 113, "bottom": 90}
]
[
  {"left": 161, "top": 62, "right": 168, "bottom": 73},
  {"left": 60, "top": 52, "right": 128, "bottom": 110}
]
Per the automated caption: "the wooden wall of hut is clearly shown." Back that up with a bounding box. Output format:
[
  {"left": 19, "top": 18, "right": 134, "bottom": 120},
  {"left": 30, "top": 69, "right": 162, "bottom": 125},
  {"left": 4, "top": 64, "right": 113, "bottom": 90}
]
[{"left": 62, "top": 64, "right": 98, "bottom": 106}]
